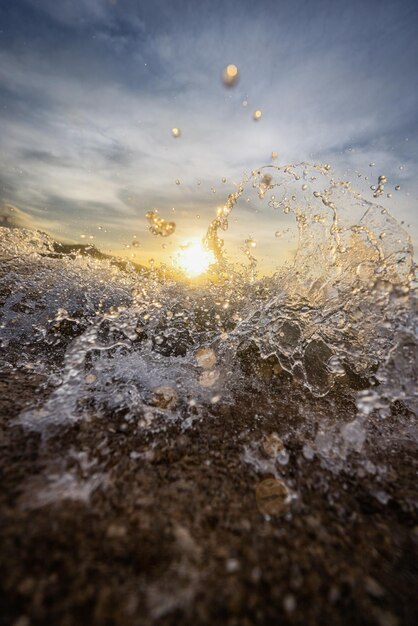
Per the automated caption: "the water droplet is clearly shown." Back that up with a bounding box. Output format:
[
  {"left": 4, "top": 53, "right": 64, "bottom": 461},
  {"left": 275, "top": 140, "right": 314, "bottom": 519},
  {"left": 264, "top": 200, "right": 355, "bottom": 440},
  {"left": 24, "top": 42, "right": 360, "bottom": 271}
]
[
  {"left": 222, "top": 64, "right": 239, "bottom": 87},
  {"left": 146, "top": 209, "right": 176, "bottom": 237},
  {"left": 302, "top": 445, "right": 315, "bottom": 460}
]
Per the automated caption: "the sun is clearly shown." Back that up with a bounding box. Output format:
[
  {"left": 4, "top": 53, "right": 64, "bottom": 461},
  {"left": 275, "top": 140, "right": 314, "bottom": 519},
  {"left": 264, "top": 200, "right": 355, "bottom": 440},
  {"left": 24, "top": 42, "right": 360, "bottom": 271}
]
[{"left": 174, "top": 239, "right": 215, "bottom": 278}]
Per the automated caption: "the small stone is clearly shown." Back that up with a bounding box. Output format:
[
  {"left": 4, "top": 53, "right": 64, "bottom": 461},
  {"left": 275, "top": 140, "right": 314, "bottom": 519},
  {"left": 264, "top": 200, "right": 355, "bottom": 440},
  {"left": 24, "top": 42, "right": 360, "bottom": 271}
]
[
  {"left": 106, "top": 524, "right": 127, "bottom": 538},
  {"left": 199, "top": 369, "right": 220, "bottom": 388},
  {"left": 374, "top": 490, "right": 390, "bottom": 505},
  {"left": 283, "top": 593, "right": 296, "bottom": 613},
  {"left": 195, "top": 347, "right": 217, "bottom": 369},
  {"left": 262, "top": 432, "right": 284, "bottom": 458},
  {"left": 302, "top": 444, "right": 315, "bottom": 460},
  {"left": 173, "top": 525, "right": 200, "bottom": 558},
  {"left": 151, "top": 386, "right": 178, "bottom": 410},
  {"left": 251, "top": 566, "right": 262, "bottom": 582},
  {"left": 365, "top": 576, "right": 385, "bottom": 598},
  {"left": 226, "top": 558, "right": 240, "bottom": 573},
  {"left": 328, "top": 586, "right": 340, "bottom": 603},
  {"left": 18, "top": 578, "right": 35, "bottom": 595},
  {"left": 375, "top": 610, "right": 399, "bottom": 626},
  {"left": 12, "top": 618, "right": 30, "bottom": 626},
  {"left": 255, "top": 477, "right": 289, "bottom": 517},
  {"left": 277, "top": 448, "right": 289, "bottom": 465}
]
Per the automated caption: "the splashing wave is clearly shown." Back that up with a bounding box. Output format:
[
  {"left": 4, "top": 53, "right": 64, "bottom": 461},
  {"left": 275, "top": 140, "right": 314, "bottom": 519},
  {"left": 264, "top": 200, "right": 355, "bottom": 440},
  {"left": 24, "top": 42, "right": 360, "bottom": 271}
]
[{"left": 0, "top": 163, "right": 416, "bottom": 448}]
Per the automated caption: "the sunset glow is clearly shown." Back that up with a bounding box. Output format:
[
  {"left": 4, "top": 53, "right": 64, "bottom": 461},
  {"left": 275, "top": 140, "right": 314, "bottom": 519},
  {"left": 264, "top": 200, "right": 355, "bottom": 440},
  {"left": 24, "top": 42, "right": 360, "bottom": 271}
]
[{"left": 174, "top": 239, "right": 215, "bottom": 277}]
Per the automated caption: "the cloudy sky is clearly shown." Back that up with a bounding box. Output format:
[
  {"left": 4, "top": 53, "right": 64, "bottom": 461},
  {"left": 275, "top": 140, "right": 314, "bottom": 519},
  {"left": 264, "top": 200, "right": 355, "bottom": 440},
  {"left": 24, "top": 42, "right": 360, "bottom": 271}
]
[{"left": 0, "top": 0, "right": 417, "bottom": 271}]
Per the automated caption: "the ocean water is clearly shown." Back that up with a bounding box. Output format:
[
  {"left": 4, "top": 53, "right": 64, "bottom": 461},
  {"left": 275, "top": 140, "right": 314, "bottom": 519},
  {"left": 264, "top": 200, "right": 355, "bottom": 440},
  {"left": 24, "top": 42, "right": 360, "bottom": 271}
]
[{"left": 1, "top": 162, "right": 416, "bottom": 483}]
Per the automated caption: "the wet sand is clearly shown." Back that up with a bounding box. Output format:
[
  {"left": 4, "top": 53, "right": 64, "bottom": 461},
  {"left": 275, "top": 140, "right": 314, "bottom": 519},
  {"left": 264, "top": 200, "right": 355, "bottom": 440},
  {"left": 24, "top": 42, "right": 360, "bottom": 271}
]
[{"left": 1, "top": 365, "right": 417, "bottom": 626}]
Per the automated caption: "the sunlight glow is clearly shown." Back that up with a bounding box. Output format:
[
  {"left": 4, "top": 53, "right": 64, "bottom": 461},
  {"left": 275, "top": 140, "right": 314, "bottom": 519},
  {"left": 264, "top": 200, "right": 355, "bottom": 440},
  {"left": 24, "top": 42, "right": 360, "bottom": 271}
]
[{"left": 174, "top": 239, "right": 215, "bottom": 278}]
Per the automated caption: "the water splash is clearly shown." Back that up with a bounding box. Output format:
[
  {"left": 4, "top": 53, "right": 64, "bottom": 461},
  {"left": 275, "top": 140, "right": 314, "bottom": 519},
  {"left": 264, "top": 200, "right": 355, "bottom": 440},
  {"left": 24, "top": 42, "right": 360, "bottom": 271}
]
[
  {"left": 146, "top": 209, "right": 176, "bottom": 237},
  {"left": 0, "top": 162, "right": 416, "bottom": 478}
]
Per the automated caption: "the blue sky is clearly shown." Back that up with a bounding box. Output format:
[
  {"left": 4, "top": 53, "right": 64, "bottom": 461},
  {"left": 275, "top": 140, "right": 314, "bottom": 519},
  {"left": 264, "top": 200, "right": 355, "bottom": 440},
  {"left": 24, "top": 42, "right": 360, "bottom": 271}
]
[{"left": 0, "top": 0, "right": 417, "bottom": 270}]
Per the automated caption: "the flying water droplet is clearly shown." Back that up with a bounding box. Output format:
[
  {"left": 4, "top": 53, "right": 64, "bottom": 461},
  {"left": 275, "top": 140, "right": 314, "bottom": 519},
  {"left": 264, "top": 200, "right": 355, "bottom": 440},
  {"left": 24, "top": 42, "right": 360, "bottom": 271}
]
[{"left": 222, "top": 64, "right": 239, "bottom": 87}]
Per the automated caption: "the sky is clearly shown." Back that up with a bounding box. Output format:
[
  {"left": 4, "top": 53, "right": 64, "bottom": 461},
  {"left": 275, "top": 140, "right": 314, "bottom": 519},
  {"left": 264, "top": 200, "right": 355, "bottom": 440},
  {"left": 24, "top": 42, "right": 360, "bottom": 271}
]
[{"left": 0, "top": 0, "right": 417, "bottom": 272}]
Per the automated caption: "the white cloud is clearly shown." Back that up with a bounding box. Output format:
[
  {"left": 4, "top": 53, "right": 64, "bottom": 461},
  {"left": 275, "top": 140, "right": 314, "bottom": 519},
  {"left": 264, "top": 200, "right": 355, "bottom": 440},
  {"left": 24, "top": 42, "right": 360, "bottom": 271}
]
[{"left": 0, "top": 1, "right": 416, "bottom": 270}]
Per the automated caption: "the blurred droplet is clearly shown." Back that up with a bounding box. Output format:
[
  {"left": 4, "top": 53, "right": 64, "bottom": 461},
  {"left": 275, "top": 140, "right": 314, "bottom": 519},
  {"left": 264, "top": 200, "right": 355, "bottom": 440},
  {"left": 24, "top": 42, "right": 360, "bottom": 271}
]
[
  {"left": 146, "top": 209, "right": 176, "bottom": 237},
  {"left": 171, "top": 127, "right": 181, "bottom": 138},
  {"left": 222, "top": 64, "right": 239, "bottom": 87}
]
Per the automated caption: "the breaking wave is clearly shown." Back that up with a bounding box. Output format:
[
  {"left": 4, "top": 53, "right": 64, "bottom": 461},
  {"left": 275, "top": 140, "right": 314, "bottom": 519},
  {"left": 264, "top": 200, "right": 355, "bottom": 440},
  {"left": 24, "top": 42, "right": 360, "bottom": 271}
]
[{"left": 1, "top": 162, "right": 416, "bottom": 471}]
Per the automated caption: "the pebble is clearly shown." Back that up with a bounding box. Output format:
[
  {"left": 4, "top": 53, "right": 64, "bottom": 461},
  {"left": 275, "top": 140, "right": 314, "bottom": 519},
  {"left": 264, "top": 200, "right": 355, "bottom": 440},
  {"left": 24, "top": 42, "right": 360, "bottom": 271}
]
[
  {"left": 17, "top": 578, "right": 35, "bottom": 595},
  {"left": 226, "top": 558, "right": 240, "bottom": 573},
  {"left": 199, "top": 369, "right": 220, "bottom": 387},
  {"left": 12, "top": 617, "right": 30, "bottom": 626},
  {"left": 151, "top": 386, "right": 178, "bottom": 410},
  {"left": 255, "top": 477, "right": 289, "bottom": 517},
  {"left": 195, "top": 347, "right": 217, "bottom": 369},
  {"left": 106, "top": 524, "right": 127, "bottom": 539},
  {"left": 302, "top": 444, "right": 315, "bottom": 460},
  {"left": 365, "top": 576, "right": 385, "bottom": 598},
  {"left": 262, "top": 432, "right": 284, "bottom": 458},
  {"left": 283, "top": 593, "right": 296, "bottom": 613}
]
